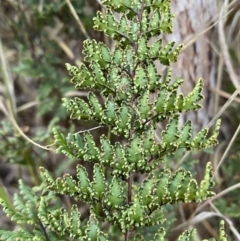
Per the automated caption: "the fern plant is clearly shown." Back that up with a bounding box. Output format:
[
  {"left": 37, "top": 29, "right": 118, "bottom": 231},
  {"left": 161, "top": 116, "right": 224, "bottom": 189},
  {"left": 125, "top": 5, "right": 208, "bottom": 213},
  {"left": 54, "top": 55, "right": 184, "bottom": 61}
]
[{"left": 0, "top": 0, "right": 228, "bottom": 240}]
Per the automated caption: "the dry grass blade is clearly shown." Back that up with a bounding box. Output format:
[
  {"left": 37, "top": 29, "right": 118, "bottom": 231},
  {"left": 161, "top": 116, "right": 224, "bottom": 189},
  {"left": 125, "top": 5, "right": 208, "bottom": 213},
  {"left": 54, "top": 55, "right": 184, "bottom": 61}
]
[
  {"left": 0, "top": 40, "right": 16, "bottom": 116},
  {"left": 0, "top": 98, "right": 9, "bottom": 117},
  {"left": 0, "top": 39, "right": 55, "bottom": 152},
  {"left": 228, "top": 9, "right": 240, "bottom": 43},
  {"left": 210, "top": 202, "right": 240, "bottom": 240},
  {"left": 175, "top": 181, "right": 240, "bottom": 238},
  {"left": 74, "top": 125, "right": 102, "bottom": 134},
  {"left": 218, "top": 0, "right": 240, "bottom": 89},
  {"left": 16, "top": 101, "right": 41, "bottom": 112},
  {"left": 173, "top": 207, "right": 240, "bottom": 240},
  {"left": 181, "top": 3, "right": 234, "bottom": 51},
  {"left": 172, "top": 211, "right": 223, "bottom": 231},
  {"left": 66, "top": 0, "right": 90, "bottom": 39},
  {"left": 64, "top": 90, "right": 89, "bottom": 97},
  {"left": 38, "top": 0, "right": 44, "bottom": 12},
  {"left": 214, "top": 123, "right": 240, "bottom": 180},
  {"left": 198, "top": 182, "right": 240, "bottom": 213},
  {"left": 209, "top": 87, "right": 240, "bottom": 104},
  {"left": 213, "top": 54, "right": 223, "bottom": 116},
  {"left": 8, "top": 111, "right": 55, "bottom": 151},
  {"left": 45, "top": 18, "right": 81, "bottom": 66}
]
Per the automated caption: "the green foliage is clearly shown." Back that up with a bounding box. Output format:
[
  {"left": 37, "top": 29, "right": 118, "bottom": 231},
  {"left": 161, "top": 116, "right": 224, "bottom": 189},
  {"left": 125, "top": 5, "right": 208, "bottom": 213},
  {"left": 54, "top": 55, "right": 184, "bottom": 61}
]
[
  {"left": 214, "top": 151, "right": 240, "bottom": 239},
  {"left": 0, "top": 121, "right": 31, "bottom": 165},
  {"left": 1, "top": 0, "right": 95, "bottom": 117},
  {"left": 0, "top": 0, "right": 227, "bottom": 240},
  {"left": 0, "top": 180, "right": 59, "bottom": 241},
  {"left": 0, "top": 119, "right": 58, "bottom": 165}
]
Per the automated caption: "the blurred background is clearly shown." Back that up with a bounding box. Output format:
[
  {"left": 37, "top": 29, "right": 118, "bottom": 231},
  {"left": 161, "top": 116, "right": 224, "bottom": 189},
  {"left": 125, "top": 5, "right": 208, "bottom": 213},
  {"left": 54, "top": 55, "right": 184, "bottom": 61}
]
[{"left": 0, "top": 0, "right": 240, "bottom": 240}]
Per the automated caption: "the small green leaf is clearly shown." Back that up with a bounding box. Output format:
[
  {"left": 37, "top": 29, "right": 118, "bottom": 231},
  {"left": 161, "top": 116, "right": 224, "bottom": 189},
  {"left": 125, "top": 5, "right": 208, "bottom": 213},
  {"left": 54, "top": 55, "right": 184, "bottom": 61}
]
[
  {"left": 137, "top": 37, "right": 148, "bottom": 61},
  {"left": 219, "top": 220, "right": 228, "bottom": 241},
  {"left": 153, "top": 169, "right": 171, "bottom": 205},
  {"left": 168, "top": 169, "right": 185, "bottom": 201},
  {"left": 102, "top": 98, "right": 117, "bottom": 125},
  {"left": 154, "top": 87, "right": 167, "bottom": 113},
  {"left": 150, "top": 10, "right": 161, "bottom": 29},
  {"left": 112, "top": 142, "right": 129, "bottom": 177},
  {"left": 76, "top": 165, "right": 91, "bottom": 199},
  {"left": 85, "top": 214, "right": 99, "bottom": 240},
  {"left": 100, "top": 135, "right": 113, "bottom": 165},
  {"left": 159, "top": 41, "right": 175, "bottom": 65},
  {"left": 91, "top": 62, "right": 106, "bottom": 86},
  {"left": 134, "top": 67, "right": 148, "bottom": 93},
  {"left": 83, "top": 132, "right": 100, "bottom": 161},
  {"left": 199, "top": 162, "right": 215, "bottom": 199},
  {"left": 147, "top": 63, "right": 161, "bottom": 91},
  {"left": 183, "top": 78, "right": 203, "bottom": 111},
  {"left": 179, "top": 121, "right": 192, "bottom": 147},
  {"left": 100, "top": 42, "right": 111, "bottom": 64},
  {"left": 126, "top": 196, "right": 146, "bottom": 226},
  {"left": 115, "top": 75, "right": 132, "bottom": 101},
  {"left": 185, "top": 179, "right": 199, "bottom": 202},
  {"left": 149, "top": 39, "right": 162, "bottom": 59},
  {"left": 204, "top": 119, "right": 221, "bottom": 148},
  {"left": 74, "top": 133, "right": 84, "bottom": 150},
  {"left": 191, "top": 128, "right": 208, "bottom": 149},
  {"left": 92, "top": 164, "right": 106, "bottom": 199},
  {"left": 119, "top": 15, "right": 129, "bottom": 33},
  {"left": 112, "top": 48, "right": 123, "bottom": 66},
  {"left": 105, "top": 177, "right": 124, "bottom": 208},
  {"left": 113, "top": 104, "right": 132, "bottom": 137},
  {"left": 161, "top": 116, "right": 179, "bottom": 146},
  {"left": 142, "top": 128, "right": 156, "bottom": 155},
  {"left": 146, "top": 208, "right": 165, "bottom": 226},
  {"left": 137, "top": 91, "right": 151, "bottom": 119},
  {"left": 88, "top": 92, "right": 103, "bottom": 120},
  {"left": 63, "top": 97, "right": 91, "bottom": 120},
  {"left": 134, "top": 233, "right": 144, "bottom": 241},
  {"left": 152, "top": 227, "right": 165, "bottom": 241},
  {"left": 166, "top": 90, "right": 177, "bottom": 111},
  {"left": 126, "top": 136, "right": 142, "bottom": 166},
  {"left": 138, "top": 173, "right": 155, "bottom": 207}
]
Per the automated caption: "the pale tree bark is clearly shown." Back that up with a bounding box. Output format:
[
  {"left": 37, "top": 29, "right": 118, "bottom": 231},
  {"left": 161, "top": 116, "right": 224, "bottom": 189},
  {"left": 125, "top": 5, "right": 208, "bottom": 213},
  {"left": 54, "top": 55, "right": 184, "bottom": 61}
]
[
  {"left": 162, "top": 0, "right": 219, "bottom": 131},
  {"left": 160, "top": 1, "right": 220, "bottom": 240}
]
